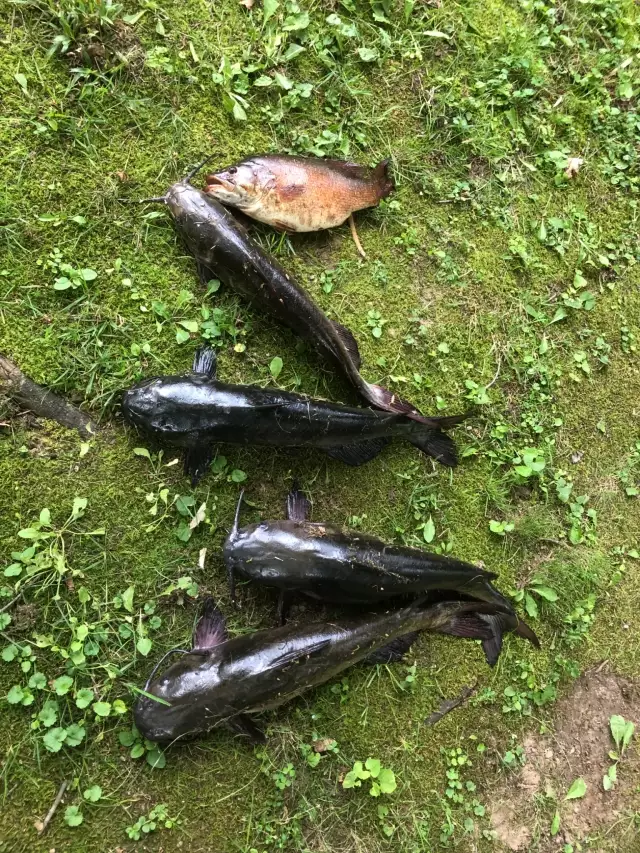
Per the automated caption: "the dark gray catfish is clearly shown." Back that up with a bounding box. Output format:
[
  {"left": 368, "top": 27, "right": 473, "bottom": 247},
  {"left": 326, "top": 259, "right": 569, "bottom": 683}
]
[
  {"left": 121, "top": 347, "right": 466, "bottom": 485},
  {"left": 133, "top": 160, "right": 431, "bottom": 422},
  {"left": 223, "top": 487, "right": 540, "bottom": 666},
  {"left": 134, "top": 596, "right": 501, "bottom": 744}
]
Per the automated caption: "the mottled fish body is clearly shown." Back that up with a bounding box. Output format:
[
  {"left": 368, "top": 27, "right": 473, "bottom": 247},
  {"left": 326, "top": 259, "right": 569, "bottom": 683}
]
[{"left": 203, "top": 154, "right": 394, "bottom": 233}]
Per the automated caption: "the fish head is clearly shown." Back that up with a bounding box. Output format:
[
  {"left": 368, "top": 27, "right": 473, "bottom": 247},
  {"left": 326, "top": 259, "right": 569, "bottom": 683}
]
[
  {"left": 121, "top": 377, "right": 163, "bottom": 431},
  {"left": 203, "top": 160, "right": 271, "bottom": 209},
  {"left": 165, "top": 180, "right": 227, "bottom": 223},
  {"left": 121, "top": 376, "right": 203, "bottom": 443},
  {"left": 134, "top": 652, "right": 225, "bottom": 742}
]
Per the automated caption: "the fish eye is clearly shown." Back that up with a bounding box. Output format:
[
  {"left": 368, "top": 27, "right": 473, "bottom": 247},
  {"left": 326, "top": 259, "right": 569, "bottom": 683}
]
[{"left": 228, "top": 167, "right": 237, "bottom": 175}]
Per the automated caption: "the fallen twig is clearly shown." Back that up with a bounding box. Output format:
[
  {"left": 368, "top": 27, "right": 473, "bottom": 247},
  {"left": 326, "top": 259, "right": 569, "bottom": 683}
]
[
  {"left": 424, "top": 681, "right": 477, "bottom": 727},
  {"left": 348, "top": 213, "right": 367, "bottom": 259},
  {"left": 36, "top": 779, "right": 69, "bottom": 835},
  {"left": 0, "top": 354, "right": 95, "bottom": 437}
]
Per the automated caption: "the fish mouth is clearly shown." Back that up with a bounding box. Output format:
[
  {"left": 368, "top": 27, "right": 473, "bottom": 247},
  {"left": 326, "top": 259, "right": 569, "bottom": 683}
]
[{"left": 204, "top": 175, "right": 236, "bottom": 193}]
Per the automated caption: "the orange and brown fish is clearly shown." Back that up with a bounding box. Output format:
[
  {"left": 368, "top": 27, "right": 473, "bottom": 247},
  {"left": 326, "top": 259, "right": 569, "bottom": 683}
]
[{"left": 203, "top": 154, "right": 394, "bottom": 257}]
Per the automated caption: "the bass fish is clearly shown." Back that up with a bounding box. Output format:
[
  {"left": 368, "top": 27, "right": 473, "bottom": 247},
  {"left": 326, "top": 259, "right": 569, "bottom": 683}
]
[
  {"left": 203, "top": 154, "right": 394, "bottom": 257},
  {"left": 135, "top": 596, "right": 503, "bottom": 743},
  {"left": 223, "top": 487, "right": 540, "bottom": 665},
  {"left": 133, "top": 161, "right": 426, "bottom": 421},
  {"left": 121, "top": 348, "right": 466, "bottom": 485}
]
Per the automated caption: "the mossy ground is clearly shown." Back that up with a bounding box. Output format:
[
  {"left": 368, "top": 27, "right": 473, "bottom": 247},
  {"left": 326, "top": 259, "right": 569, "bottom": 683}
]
[{"left": 1, "top": 0, "right": 639, "bottom": 850}]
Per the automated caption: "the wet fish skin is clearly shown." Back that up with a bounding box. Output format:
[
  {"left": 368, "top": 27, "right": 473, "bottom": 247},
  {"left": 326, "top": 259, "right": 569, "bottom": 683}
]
[
  {"left": 121, "top": 348, "right": 464, "bottom": 482},
  {"left": 157, "top": 179, "right": 429, "bottom": 421},
  {"left": 203, "top": 154, "right": 394, "bottom": 233},
  {"left": 224, "top": 519, "right": 508, "bottom": 607},
  {"left": 134, "top": 597, "right": 497, "bottom": 743}
]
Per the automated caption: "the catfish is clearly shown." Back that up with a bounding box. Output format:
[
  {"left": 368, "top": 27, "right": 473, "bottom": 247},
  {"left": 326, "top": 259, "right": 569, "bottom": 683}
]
[
  {"left": 131, "top": 159, "right": 430, "bottom": 422},
  {"left": 203, "top": 154, "right": 394, "bottom": 257},
  {"left": 223, "top": 486, "right": 540, "bottom": 665},
  {"left": 134, "top": 596, "right": 504, "bottom": 744},
  {"left": 121, "top": 347, "right": 467, "bottom": 485}
]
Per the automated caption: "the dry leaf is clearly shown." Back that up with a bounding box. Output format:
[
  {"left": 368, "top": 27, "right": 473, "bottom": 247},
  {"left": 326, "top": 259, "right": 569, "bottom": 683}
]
[
  {"left": 115, "top": 170, "right": 128, "bottom": 182},
  {"left": 239, "top": 0, "right": 254, "bottom": 8},
  {"left": 313, "top": 737, "right": 336, "bottom": 753},
  {"left": 564, "top": 157, "right": 584, "bottom": 179},
  {"left": 190, "top": 502, "right": 207, "bottom": 530},
  {"left": 33, "top": 820, "right": 45, "bottom": 833},
  {"left": 198, "top": 547, "right": 207, "bottom": 570}
]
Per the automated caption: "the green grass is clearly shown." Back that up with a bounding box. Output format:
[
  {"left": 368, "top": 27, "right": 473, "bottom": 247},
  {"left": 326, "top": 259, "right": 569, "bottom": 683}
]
[{"left": 1, "top": 0, "right": 640, "bottom": 850}]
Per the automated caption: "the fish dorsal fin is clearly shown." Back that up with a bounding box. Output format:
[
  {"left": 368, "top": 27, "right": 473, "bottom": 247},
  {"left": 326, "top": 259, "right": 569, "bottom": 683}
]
[
  {"left": 331, "top": 320, "right": 362, "bottom": 369},
  {"left": 286, "top": 483, "right": 310, "bottom": 521},
  {"left": 192, "top": 346, "right": 217, "bottom": 379},
  {"left": 192, "top": 597, "right": 228, "bottom": 651}
]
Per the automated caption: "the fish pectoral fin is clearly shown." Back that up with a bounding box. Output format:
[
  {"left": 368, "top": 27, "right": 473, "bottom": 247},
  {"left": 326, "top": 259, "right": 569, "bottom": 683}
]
[
  {"left": 363, "top": 631, "right": 420, "bottom": 665},
  {"left": 272, "top": 638, "right": 332, "bottom": 670},
  {"left": 192, "top": 345, "right": 217, "bottom": 379},
  {"left": 286, "top": 483, "right": 311, "bottom": 522},
  {"left": 227, "top": 714, "right": 266, "bottom": 744},
  {"left": 330, "top": 320, "right": 362, "bottom": 369},
  {"left": 324, "top": 438, "right": 390, "bottom": 467},
  {"left": 183, "top": 444, "right": 214, "bottom": 486},
  {"left": 192, "top": 597, "right": 228, "bottom": 651}
]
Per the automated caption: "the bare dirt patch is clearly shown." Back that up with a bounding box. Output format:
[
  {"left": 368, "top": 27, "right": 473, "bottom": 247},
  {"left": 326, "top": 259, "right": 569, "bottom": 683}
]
[{"left": 488, "top": 666, "right": 640, "bottom": 852}]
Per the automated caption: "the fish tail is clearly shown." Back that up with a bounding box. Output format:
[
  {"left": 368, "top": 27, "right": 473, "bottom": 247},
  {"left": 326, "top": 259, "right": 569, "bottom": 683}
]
[
  {"left": 476, "top": 610, "right": 541, "bottom": 667},
  {"left": 404, "top": 411, "right": 471, "bottom": 468},
  {"left": 360, "top": 381, "right": 427, "bottom": 420},
  {"left": 374, "top": 159, "right": 395, "bottom": 199}
]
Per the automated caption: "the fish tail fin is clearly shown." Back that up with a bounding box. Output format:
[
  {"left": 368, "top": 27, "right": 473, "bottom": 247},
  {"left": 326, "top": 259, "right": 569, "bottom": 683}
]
[
  {"left": 414, "top": 600, "right": 507, "bottom": 644},
  {"left": 478, "top": 610, "right": 541, "bottom": 667},
  {"left": 361, "top": 380, "right": 470, "bottom": 428},
  {"left": 374, "top": 159, "right": 395, "bottom": 199},
  {"left": 361, "top": 381, "right": 428, "bottom": 420},
  {"left": 192, "top": 597, "right": 228, "bottom": 651},
  {"left": 515, "top": 617, "right": 541, "bottom": 649}
]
